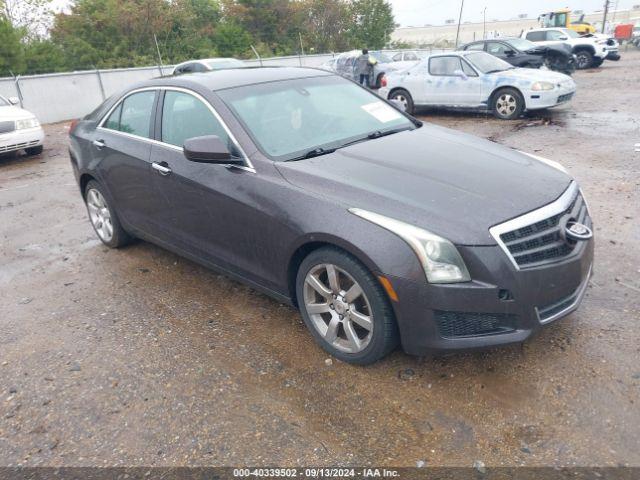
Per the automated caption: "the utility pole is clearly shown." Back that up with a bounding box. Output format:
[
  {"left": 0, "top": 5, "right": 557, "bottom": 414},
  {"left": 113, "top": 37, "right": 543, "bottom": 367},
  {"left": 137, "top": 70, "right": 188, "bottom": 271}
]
[
  {"left": 602, "top": 0, "right": 610, "bottom": 34},
  {"left": 454, "top": 0, "right": 465, "bottom": 48},
  {"left": 482, "top": 7, "right": 487, "bottom": 40}
]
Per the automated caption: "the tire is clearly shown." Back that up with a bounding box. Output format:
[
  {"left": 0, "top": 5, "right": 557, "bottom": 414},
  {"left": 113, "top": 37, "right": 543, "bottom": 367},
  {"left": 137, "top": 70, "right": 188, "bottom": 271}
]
[
  {"left": 389, "top": 88, "right": 415, "bottom": 115},
  {"left": 84, "top": 180, "right": 133, "bottom": 248},
  {"left": 25, "top": 145, "right": 43, "bottom": 156},
  {"left": 295, "top": 247, "right": 399, "bottom": 365},
  {"left": 575, "top": 49, "right": 593, "bottom": 69},
  {"left": 491, "top": 87, "right": 525, "bottom": 120}
]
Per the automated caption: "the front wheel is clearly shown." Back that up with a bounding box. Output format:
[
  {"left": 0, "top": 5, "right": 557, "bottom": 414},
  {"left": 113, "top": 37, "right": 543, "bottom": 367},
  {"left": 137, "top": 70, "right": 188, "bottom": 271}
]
[
  {"left": 389, "top": 88, "right": 414, "bottom": 115},
  {"left": 26, "top": 145, "right": 43, "bottom": 156},
  {"left": 296, "top": 247, "right": 399, "bottom": 365},
  {"left": 491, "top": 88, "right": 524, "bottom": 120}
]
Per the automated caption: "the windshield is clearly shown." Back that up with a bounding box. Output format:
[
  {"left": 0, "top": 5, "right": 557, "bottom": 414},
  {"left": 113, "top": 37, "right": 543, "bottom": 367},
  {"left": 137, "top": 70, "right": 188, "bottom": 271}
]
[
  {"left": 218, "top": 75, "right": 415, "bottom": 161},
  {"left": 465, "top": 52, "right": 513, "bottom": 73},
  {"left": 207, "top": 59, "right": 246, "bottom": 69},
  {"left": 561, "top": 28, "right": 581, "bottom": 38},
  {"left": 0, "top": 95, "right": 9, "bottom": 107},
  {"left": 370, "top": 51, "right": 392, "bottom": 63},
  {"left": 505, "top": 38, "right": 538, "bottom": 51}
]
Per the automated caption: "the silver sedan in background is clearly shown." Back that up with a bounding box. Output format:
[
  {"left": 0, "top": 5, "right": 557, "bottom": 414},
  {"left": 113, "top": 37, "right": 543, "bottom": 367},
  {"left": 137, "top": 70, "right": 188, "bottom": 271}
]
[{"left": 378, "top": 51, "right": 576, "bottom": 119}]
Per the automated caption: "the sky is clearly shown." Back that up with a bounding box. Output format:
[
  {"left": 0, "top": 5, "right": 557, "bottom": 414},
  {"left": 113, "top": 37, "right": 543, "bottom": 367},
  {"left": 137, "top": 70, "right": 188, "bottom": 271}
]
[{"left": 389, "top": 0, "right": 636, "bottom": 27}]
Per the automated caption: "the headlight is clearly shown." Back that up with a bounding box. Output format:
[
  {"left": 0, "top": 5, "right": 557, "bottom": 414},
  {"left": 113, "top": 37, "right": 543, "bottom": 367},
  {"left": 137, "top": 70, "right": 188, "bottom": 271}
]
[
  {"left": 15, "top": 117, "right": 40, "bottom": 130},
  {"left": 349, "top": 208, "right": 471, "bottom": 284},
  {"left": 518, "top": 150, "right": 568, "bottom": 174},
  {"left": 531, "top": 81, "right": 555, "bottom": 91}
]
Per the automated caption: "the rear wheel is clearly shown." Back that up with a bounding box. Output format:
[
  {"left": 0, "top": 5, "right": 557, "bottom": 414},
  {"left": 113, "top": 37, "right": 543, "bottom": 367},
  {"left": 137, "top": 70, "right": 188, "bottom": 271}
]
[
  {"left": 389, "top": 88, "right": 414, "bottom": 115},
  {"left": 575, "top": 49, "right": 594, "bottom": 69},
  {"left": 296, "top": 247, "right": 399, "bottom": 365},
  {"left": 84, "top": 180, "right": 133, "bottom": 248},
  {"left": 491, "top": 88, "right": 524, "bottom": 120}
]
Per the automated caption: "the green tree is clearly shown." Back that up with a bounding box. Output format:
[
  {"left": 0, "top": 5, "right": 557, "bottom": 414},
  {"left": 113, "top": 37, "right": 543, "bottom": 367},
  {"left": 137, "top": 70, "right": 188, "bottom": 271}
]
[
  {"left": 349, "top": 0, "right": 395, "bottom": 50},
  {"left": 215, "top": 22, "right": 252, "bottom": 57},
  {"left": 299, "top": 0, "right": 351, "bottom": 53},
  {"left": 0, "top": 17, "right": 25, "bottom": 76}
]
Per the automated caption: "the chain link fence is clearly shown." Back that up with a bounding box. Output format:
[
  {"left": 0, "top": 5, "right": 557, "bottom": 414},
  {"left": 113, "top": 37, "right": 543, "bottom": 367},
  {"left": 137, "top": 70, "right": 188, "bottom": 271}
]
[{"left": 0, "top": 49, "right": 447, "bottom": 124}]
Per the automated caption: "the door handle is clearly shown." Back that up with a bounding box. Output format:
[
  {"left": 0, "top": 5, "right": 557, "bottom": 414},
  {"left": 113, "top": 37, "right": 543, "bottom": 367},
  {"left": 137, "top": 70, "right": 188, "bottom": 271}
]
[
  {"left": 92, "top": 139, "right": 105, "bottom": 149},
  {"left": 152, "top": 162, "right": 172, "bottom": 176}
]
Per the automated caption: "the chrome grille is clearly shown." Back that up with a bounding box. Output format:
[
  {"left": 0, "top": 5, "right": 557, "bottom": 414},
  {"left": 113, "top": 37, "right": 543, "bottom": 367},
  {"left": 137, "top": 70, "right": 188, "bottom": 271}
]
[
  {"left": 0, "top": 121, "right": 15, "bottom": 134},
  {"left": 490, "top": 182, "right": 591, "bottom": 269}
]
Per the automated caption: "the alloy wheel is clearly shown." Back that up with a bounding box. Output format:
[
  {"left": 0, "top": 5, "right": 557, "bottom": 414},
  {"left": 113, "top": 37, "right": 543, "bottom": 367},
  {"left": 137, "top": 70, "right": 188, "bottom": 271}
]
[
  {"left": 86, "top": 188, "right": 114, "bottom": 242},
  {"left": 496, "top": 94, "right": 517, "bottom": 117},
  {"left": 303, "top": 263, "right": 373, "bottom": 354},
  {"left": 393, "top": 94, "right": 409, "bottom": 110},
  {"left": 576, "top": 52, "right": 590, "bottom": 69}
]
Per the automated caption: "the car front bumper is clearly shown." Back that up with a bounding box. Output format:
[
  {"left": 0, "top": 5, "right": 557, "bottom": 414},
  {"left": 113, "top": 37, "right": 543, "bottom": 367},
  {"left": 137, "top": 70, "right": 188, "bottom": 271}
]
[
  {"left": 526, "top": 83, "right": 576, "bottom": 110},
  {"left": 390, "top": 238, "right": 593, "bottom": 355},
  {"left": 0, "top": 127, "right": 44, "bottom": 154}
]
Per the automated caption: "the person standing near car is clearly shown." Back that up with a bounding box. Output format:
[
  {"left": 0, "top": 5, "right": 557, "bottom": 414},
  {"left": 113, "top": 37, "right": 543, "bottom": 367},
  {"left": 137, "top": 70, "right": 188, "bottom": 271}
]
[{"left": 356, "top": 49, "right": 370, "bottom": 87}]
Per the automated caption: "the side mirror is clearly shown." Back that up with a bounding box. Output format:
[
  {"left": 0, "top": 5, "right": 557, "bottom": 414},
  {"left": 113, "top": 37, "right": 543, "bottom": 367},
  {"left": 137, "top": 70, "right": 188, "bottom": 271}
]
[
  {"left": 504, "top": 49, "right": 516, "bottom": 56},
  {"left": 389, "top": 99, "right": 407, "bottom": 112},
  {"left": 453, "top": 69, "right": 468, "bottom": 80},
  {"left": 8, "top": 96, "right": 20, "bottom": 105},
  {"left": 183, "top": 135, "right": 241, "bottom": 164},
  {"left": 559, "top": 36, "right": 569, "bottom": 40}
]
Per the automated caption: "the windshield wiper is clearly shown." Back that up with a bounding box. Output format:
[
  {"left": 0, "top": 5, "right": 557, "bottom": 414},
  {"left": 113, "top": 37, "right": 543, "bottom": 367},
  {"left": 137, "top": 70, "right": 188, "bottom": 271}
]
[
  {"left": 286, "top": 126, "right": 414, "bottom": 162},
  {"left": 367, "top": 126, "right": 413, "bottom": 140},
  {"left": 287, "top": 147, "right": 337, "bottom": 162}
]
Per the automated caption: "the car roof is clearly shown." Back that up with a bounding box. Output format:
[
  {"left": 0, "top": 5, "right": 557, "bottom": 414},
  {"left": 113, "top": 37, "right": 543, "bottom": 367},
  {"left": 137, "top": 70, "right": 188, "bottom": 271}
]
[{"left": 142, "top": 66, "right": 333, "bottom": 91}]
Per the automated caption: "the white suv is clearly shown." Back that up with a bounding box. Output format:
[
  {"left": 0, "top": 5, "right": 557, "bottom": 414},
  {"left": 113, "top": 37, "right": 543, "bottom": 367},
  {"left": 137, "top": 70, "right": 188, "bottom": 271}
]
[{"left": 521, "top": 28, "right": 619, "bottom": 69}]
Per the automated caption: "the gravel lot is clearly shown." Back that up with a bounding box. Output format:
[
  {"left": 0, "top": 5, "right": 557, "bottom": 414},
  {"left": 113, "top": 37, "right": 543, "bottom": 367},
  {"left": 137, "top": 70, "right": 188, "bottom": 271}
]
[{"left": 1, "top": 51, "right": 639, "bottom": 468}]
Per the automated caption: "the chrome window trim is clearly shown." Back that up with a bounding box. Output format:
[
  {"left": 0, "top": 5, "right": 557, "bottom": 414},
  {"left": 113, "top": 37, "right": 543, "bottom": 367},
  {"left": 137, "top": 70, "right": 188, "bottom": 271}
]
[
  {"left": 535, "top": 264, "right": 592, "bottom": 324},
  {"left": 489, "top": 181, "right": 578, "bottom": 270},
  {"left": 96, "top": 86, "right": 256, "bottom": 173}
]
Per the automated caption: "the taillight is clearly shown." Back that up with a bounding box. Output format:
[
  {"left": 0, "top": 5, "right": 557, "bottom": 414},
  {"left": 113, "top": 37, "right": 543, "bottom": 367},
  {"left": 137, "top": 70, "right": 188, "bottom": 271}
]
[
  {"left": 381, "top": 75, "right": 388, "bottom": 87},
  {"left": 69, "top": 119, "right": 79, "bottom": 136}
]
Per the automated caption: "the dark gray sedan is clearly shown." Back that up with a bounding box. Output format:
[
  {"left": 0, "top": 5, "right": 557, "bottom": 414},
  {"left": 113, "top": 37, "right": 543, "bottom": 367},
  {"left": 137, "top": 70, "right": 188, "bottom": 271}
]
[{"left": 68, "top": 67, "right": 593, "bottom": 364}]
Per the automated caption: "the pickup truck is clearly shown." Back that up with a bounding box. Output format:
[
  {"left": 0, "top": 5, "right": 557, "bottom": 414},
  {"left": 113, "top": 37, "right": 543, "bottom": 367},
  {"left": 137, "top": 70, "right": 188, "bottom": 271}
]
[{"left": 521, "top": 28, "right": 620, "bottom": 69}]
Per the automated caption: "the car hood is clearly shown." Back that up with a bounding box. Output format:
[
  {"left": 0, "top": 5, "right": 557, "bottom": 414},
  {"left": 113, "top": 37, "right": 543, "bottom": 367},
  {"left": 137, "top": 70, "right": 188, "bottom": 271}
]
[
  {"left": 276, "top": 124, "right": 571, "bottom": 245},
  {"left": 490, "top": 68, "right": 572, "bottom": 84},
  {"left": 0, "top": 105, "right": 35, "bottom": 121}
]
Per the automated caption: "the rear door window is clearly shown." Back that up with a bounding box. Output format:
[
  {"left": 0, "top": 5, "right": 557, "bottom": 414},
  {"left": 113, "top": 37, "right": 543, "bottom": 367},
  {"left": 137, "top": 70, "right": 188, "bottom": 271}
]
[
  {"left": 526, "top": 31, "right": 546, "bottom": 42},
  {"left": 103, "top": 90, "right": 156, "bottom": 139},
  {"left": 429, "top": 56, "right": 462, "bottom": 76}
]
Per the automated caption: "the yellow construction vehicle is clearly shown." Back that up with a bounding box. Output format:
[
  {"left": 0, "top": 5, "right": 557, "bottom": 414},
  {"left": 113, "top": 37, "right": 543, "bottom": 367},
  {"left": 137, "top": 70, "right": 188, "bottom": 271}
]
[{"left": 539, "top": 8, "right": 596, "bottom": 35}]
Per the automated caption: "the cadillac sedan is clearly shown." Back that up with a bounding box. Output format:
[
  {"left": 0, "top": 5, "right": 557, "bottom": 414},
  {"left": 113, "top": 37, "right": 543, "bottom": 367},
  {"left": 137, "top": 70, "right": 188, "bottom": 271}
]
[
  {"left": 69, "top": 67, "right": 593, "bottom": 364},
  {"left": 378, "top": 51, "right": 577, "bottom": 119}
]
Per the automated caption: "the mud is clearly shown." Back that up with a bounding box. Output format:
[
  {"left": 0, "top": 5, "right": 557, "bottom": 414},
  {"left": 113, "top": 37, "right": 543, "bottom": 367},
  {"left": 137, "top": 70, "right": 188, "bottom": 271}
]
[{"left": 0, "top": 51, "right": 639, "bottom": 467}]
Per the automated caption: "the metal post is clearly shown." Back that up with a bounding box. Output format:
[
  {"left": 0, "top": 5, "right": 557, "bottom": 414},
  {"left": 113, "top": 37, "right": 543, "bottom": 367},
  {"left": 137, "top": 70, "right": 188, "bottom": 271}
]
[
  {"left": 298, "top": 32, "right": 305, "bottom": 67},
  {"left": 455, "top": 0, "right": 465, "bottom": 48},
  {"left": 153, "top": 33, "right": 164, "bottom": 76},
  {"left": 94, "top": 66, "right": 106, "bottom": 100},
  {"left": 251, "top": 45, "right": 263, "bottom": 66},
  {"left": 12, "top": 74, "right": 24, "bottom": 108}
]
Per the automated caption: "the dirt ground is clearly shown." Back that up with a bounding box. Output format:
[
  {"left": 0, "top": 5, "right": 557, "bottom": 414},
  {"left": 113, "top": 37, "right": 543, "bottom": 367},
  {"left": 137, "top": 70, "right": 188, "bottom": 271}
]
[{"left": 1, "top": 50, "right": 639, "bottom": 469}]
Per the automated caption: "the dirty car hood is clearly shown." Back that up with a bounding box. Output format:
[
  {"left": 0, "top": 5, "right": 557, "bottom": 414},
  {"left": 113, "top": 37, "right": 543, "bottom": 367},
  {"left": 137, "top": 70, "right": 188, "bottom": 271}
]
[
  {"left": 276, "top": 124, "right": 572, "bottom": 245},
  {"left": 0, "top": 106, "right": 35, "bottom": 122},
  {"left": 490, "top": 68, "right": 572, "bottom": 84}
]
